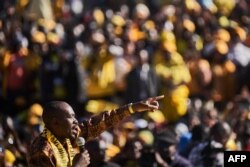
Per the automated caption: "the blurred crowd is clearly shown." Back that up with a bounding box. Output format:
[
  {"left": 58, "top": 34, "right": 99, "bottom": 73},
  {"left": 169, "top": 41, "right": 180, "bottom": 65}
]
[{"left": 0, "top": 0, "right": 250, "bottom": 166}]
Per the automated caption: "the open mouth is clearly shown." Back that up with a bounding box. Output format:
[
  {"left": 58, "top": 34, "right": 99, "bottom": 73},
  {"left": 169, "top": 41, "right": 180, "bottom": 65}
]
[{"left": 72, "top": 126, "right": 80, "bottom": 137}]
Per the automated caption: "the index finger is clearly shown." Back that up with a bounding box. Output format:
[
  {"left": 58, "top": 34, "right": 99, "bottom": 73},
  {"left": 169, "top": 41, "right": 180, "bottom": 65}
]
[{"left": 148, "top": 95, "right": 165, "bottom": 101}]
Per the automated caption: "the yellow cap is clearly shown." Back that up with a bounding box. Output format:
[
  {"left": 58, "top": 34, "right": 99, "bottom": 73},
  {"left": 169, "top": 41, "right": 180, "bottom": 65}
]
[
  {"left": 128, "top": 25, "right": 146, "bottom": 42},
  {"left": 183, "top": 19, "right": 195, "bottom": 32},
  {"left": 147, "top": 109, "right": 166, "bottom": 124},
  {"left": 215, "top": 28, "right": 231, "bottom": 42},
  {"left": 114, "top": 26, "right": 123, "bottom": 35},
  {"left": 160, "top": 30, "right": 176, "bottom": 43},
  {"left": 138, "top": 130, "right": 154, "bottom": 145},
  {"left": 144, "top": 20, "right": 155, "bottom": 30},
  {"left": 224, "top": 60, "right": 236, "bottom": 73},
  {"left": 218, "top": 16, "right": 230, "bottom": 27},
  {"left": 185, "top": 0, "right": 201, "bottom": 12},
  {"left": 214, "top": 40, "right": 228, "bottom": 55},
  {"left": 235, "top": 26, "right": 247, "bottom": 41},
  {"left": 28, "top": 103, "right": 43, "bottom": 125},
  {"left": 111, "top": 15, "right": 126, "bottom": 27},
  {"left": 47, "top": 32, "right": 60, "bottom": 44},
  {"left": 93, "top": 8, "right": 105, "bottom": 26},
  {"left": 214, "top": 0, "right": 236, "bottom": 16},
  {"left": 29, "top": 103, "right": 43, "bottom": 116},
  {"left": 162, "top": 41, "right": 177, "bottom": 53},
  {"left": 32, "top": 31, "right": 46, "bottom": 44},
  {"left": 4, "top": 149, "right": 16, "bottom": 166},
  {"left": 37, "top": 19, "right": 56, "bottom": 31}
]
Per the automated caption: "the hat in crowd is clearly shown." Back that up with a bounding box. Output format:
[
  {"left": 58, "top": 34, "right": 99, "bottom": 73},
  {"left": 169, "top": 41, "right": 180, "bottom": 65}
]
[
  {"left": 135, "top": 119, "right": 148, "bottom": 129},
  {"left": 111, "top": 14, "right": 126, "bottom": 27},
  {"left": 32, "top": 30, "right": 46, "bottom": 44},
  {"left": 183, "top": 18, "right": 195, "bottom": 33},
  {"left": 200, "top": 0, "right": 218, "bottom": 13},
  {"left": 210, "top": 121, "right": 232, "bottom": 140},
  {"left": 160, "top": 30, "right": 177, "bottom": 52},
  {"left": 218, "top": 16, "right": 230, "bottom": 27},
  {"left": 162, "top": 41, "right": 177, "bottom": 53},
  {"left": 93, "top": 8, "right": 105, "bottom": 26},
  {"left": 147, "top": 109, "right": 166, "bottom": 124},
  {"left": 114, "top": 26, "right": 124, "bottom": 35},
  {"left": 214, "top": 28, "right": 231, "bottom": 42},
  {"left": 214, "top": 39, "right": 228, "bottom": 55},
  {"left": 160, "top": 30, "right": 176, "bottom": 43},
  {"left": 235, "top": 26, "right": 247, "bottom": 41},
  {"left": 155, "top": 131, "right": 178, "bottom": 148},
  {"left": 138, "top": 130, "right": 154, "bottom": 145},
  {"left": 128, "top": 25, "right": 146, "bottom": 42},
  {"left": 143, "top": 20, "right": 156, "bottom": 31},
  {"left": 162, "top": 5, "right": 176, "bottom": 17},
  {"left": 28, "top": 103, "right": 43, "bottom": 125},
  {"left": 134, "top": 3, "right": 150, "bottom": 19},
  {"left": 185, "top": 0, "right": 201, "bottom": 13},
  {"left": 91, "top": 30, "right": 105, "bottom": 44},
  {"left": 175, "top": 122, "right": 189, "bottom": 138},
  {"left": 214, "top": 0, "right": 236, "bottom": 16},
  {"left": 37, "top": 19, "right": 56, "bottom": 31},
  {"left": 47, "top": 32, "right": 60, "bottom": 45},
  {"left": 29, "top": 103, "right": 43, "bottom": 116}
]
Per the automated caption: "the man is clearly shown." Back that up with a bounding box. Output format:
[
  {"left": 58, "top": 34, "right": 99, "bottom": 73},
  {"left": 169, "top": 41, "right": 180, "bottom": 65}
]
[
  {"left": 84, "top": 139, "right": 120, "bottom": 167},
  {"left": 125, "top": 49, "right": 160, "bottom": 103},
  {"left": 188, "top": 121, "right": 232, "bottom": 167},
  {"left": 153, "top": 37, "right": 191, "bottom": 123},
  {"left": 155, "top": 130, "right": 193, "bottom": 167},
  {"left": 110, "top": 138, "right": 143, "bottom": 167},
  {"left": 27, "top": 95, "right": 164, "bottom": 167}
]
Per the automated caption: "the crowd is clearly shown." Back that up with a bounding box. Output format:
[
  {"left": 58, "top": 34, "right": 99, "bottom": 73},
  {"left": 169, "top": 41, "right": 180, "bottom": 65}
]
[{"left": 0, "top": 0, "right": 250, "bottom": 166}]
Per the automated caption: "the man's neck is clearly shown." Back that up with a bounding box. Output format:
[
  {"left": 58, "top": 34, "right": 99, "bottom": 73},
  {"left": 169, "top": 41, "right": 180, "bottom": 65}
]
[
  {"left": 57, "top": 137, "right": 68, "bottom": 146},
  {"left": 47, "top": 128, "right": 68, "bottom": 146}
]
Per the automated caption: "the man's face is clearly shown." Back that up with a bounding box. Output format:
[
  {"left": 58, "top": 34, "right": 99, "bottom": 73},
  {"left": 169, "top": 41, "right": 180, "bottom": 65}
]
[
  {"left": 55, "top": 104, "right": 80, "bottom": 140},
  {"left": 158, "top": 144, "right": 176, "bottom": 163}
]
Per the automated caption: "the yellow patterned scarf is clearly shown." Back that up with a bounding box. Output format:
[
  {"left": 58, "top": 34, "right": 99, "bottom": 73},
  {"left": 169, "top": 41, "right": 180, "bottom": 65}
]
[{"left": 42, "top": 128, "right": 75, "bottom": 167}]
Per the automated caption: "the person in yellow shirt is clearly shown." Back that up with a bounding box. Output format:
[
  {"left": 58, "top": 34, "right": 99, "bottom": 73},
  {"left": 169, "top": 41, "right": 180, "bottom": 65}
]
[
  {"left": 210, "top": 40, "right": 236, "bottom": 109},
  {"left": 84, "top": 43, "right": 116, "bottom": 99},
  {"left": 153, "top": 39, "right": 191, "bottom": 123}
]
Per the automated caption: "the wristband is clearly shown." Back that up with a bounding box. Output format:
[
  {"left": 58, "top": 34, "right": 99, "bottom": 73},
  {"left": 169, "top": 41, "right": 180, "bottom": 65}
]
[{"left": 128, "top": 103, "right": 135, "bottom": 114}]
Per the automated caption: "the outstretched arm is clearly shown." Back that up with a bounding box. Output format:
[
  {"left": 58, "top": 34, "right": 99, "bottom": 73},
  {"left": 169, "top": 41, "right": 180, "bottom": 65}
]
[{"left": 79, "top": 95, "right": 164, "bottom": 140}]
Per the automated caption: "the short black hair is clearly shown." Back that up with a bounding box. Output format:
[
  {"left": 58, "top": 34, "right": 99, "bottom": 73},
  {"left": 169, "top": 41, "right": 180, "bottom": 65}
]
[
  {"left": 155, "top": 130, "right": 178, "bottom": 149},
  {"left": 210, "top": 121, "right": 231, "bottom": 138},
  {"left": 42, "top": 101, "right": 68, "bottom": 126}
]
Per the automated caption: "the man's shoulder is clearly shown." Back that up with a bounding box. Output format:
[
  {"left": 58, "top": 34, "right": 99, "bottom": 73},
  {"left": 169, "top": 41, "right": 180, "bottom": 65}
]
[
  {"left": 27, "top": 134, "right": 56, "bottom": 166},
  {"left": 173, "top": 154, "right": 193, "bottom": 167},
  {"left": 188, "top": 142, "right": 208, "bottom": 165},
  {"left": 29, "top": 134, "right": 52, "bottom": 156}
]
